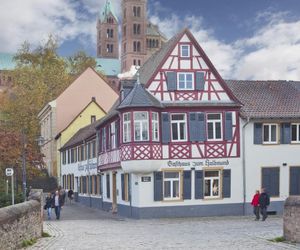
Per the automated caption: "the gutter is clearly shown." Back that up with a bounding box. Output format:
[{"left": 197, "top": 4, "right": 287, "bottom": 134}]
[{"left": 242, "top": 116, "right": 250, "bottom": 215}]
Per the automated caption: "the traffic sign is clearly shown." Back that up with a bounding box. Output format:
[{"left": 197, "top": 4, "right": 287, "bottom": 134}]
[{"left": 5, "top": 168, "right": 14, "bottom": 176}]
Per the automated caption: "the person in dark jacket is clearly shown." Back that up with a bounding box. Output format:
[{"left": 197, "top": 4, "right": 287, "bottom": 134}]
[
  {"left": 259, "top": 188, "right": 270, "bottom": 221},
  {"left": 251, "top": 190, "right": 260, "bottom": 220},
  {"left": 45, "top": 193, "right": 53, "bottom": 220}
]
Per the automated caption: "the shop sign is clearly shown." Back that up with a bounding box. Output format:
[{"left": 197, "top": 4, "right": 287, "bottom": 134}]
[
  {"left": 78, "top": 163, "right": 97, "bottom": 172},
  {"left": 141, "top": 176, "right": 151, "bottom": 182},
  {"left": 167, "top": 159, "right": 229, "bottom": 168}
]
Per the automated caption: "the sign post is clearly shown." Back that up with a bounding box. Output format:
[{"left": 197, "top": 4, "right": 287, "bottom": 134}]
[{"left": 6, "top": 168, "right": 14, "bottom": 205}]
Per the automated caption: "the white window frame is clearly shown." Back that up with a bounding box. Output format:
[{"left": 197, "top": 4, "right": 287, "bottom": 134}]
[
  {"left": 152, "top": 112, "right": 159, "bottom": 141},
  {"left": 291, "top": 123, "right": 300, "bottom": 143},
  {"left": 263, "top": 123, "right": 278, "bottom": 144},
  {"left": 171, "top": 113, "right": 187, "bottom": 142},
  {"left": 123, "top": 113, "right": 131, "bottom": 143},
  {"left": 204, "top": 170, "right": 221, "bottom": 199},
  {"left": 207, "top": 113, "right": 223, "bottom": 141},
  {"left": 110, "top": 122, "right": 116, "bottom": 149},
  {"left": 134, "top": 111, "right": 149, "bottom": 141},
  {"left": 163, "top": 171, "right": 181, "bottom": 201},
  {"left": 180, "top": 44, "right": 190, "bottom": 57},
  {"left": 177, "top": 72, "right": 194, "bottom": 90}
]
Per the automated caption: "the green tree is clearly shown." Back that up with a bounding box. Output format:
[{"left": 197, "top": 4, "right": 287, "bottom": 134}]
[{"left": 0, "top": 36, "right": 99, "bottom": 181}]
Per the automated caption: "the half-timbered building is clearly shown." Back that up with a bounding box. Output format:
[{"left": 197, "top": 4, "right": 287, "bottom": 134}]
[{"left": 60, "top": 29, "right": 300, "bottom": 219}]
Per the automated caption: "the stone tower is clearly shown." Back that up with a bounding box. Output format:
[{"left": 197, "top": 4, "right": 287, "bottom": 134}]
[
  {"left": 97, "top": 0, "right": 119, "bottom": 58},
  {"left": 121, "top": 0, "right": 148, "bottom": 72}
]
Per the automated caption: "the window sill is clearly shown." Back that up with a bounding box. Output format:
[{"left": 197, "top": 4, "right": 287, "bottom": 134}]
[{"left": 162, "top": 198, "right": 183, "bottom": 202}]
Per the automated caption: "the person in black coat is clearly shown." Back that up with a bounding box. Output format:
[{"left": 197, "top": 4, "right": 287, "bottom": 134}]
[
  {"left": 259, "top": 188, "right": 270, "bottom": 221},
  {"left": 45, "top": 193, "right": 53, "bottom": 220}
]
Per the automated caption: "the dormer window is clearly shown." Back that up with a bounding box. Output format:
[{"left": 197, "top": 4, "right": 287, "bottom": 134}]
[
  {"left": 178, "top": 73, "right": 193, "bottom": 90},
  {"left": 180, "top": 45, "right": 190, "bottom": 57}
]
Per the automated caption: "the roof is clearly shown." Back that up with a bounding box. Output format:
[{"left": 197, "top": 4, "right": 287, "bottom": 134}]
[
  {"left": 0, "top": 53, "right": 16, "bottom": 70},
  {"left": 118, "top": 82, "right": 164, "bottom": 109},
  {"left": 226, "top": 80, "right": 300, "bottom": 119},
  {"left": 95, "top": 58, "right": 121, "bottom": 76},
  {"left": 139, "top": 30, "right": 183, "bottom": 85},
  {"left": 146, "top": 22, "right": 167, "bottom": 39},
  {"left": 99, "top": 0, "right": 118, "bottom": 23}
]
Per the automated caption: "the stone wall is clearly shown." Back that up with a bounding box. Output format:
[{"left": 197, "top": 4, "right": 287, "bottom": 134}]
[
  {"left": 0, "top": 190, "right": 43, "bottom": 249},
  {"left": 283, "top": 196, "right": 300, "bottom": 243}
]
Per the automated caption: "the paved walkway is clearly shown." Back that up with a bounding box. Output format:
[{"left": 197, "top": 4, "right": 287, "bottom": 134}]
[{"left": 28, "top": 202, "right": 298, "bottom": 250}]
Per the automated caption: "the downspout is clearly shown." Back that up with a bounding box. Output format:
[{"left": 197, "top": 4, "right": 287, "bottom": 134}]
[{"left": 242, "top": 117, "right": 250, "bottom": 215}]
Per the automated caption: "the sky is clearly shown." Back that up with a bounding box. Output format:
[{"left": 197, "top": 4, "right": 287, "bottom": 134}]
[{"left": 0, "top": 0, "right": 300, "bottom": 80}]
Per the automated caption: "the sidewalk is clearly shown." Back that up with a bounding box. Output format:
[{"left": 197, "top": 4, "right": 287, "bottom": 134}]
[{"left": 27, "top": 202, "right": 298, "bottom": 250}]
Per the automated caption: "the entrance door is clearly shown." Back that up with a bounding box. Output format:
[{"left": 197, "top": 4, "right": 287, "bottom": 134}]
[
  {"left": 290, "top": 167, "right": 300, "bottom": 195},
  {"left": 112, "top": 172, "right": 117, "bottom": 213}
]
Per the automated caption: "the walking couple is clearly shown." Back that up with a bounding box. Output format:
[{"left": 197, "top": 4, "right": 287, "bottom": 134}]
[{"left": 251, "top": 188, "right": 270, "bottom": 221}]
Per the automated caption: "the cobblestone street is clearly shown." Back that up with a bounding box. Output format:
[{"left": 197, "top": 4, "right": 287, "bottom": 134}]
[{"left": 28, "top": 203, "right": 298, "bottom": 250}]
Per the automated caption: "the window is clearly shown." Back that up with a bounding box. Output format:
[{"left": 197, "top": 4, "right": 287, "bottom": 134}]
[
  {"left": 107, "top": 29, "right": 113, "bottom": 38},
  {"left": 138, "top": 60, "right": 141, "bottom": 66},
  {"left": 204, "top": 170, "right": 221, "bottom": 198},
  {"left": 134, "top": 111, "right": 149, "bottom": 141},
  {"left": 78, "top": 145, "right": 84, "bottom": 161},
  {"left": 123, "top": 26, "right": 126, "bottom": 36},
  {"left": 263, "top": 124, "right": 278, "bottom": 144},
  {"left": 122, "top": 173, "right": 129, "bottom": 201},
  {"left": 133, "top": 59, "right": 136, "bottom": 66},
  {"left": 178, "top": 73, "right": 193, "bottom": 90},
  {"left": 163, "top": 171, "right": 181, "bottom": 200},
  {"left": 91, "top": 115, "right": 96, "bottom": 123},
  {"left": 152, "top": 112, "right": 159, "bottom": 141},
  {"left": 107, "top": 44, "right": 113, "bottom": 53},
  {"left": 101, "top": 127, "right": 106, "bottom": 152},
  {"left": 62, "top": 151, "right": 66, "bottom": 165},
  {"left": 133, "top": 24, "right": 141, "bottom": 35},
  {"left": 291, "top": 124, "right": 300, "bottom": 143},
  {"left": 110, "top": 122, "right": 116, "bottom": 149},
  {"left": 180, "top": 45, "right": 190, "bottom": 57},
  {"left": 123, "top": 42, "right": 126, "bottom": 53},
  {"left": 133, "top": 6, "right": 141, "bottom": 17},
  {"left": 92, "top": 140, "right": 96, "bottom": 158},
  {"left": 207, "top": 113, "right": 222, "bottom": 140},
  {"left": 133, "top": 41, "right": 141, "bottom": 52},
  {"left": 171, "top": 114, "right": 187, "bottom": 141},
  {"left": 106, "top": 174, "right": 110, "bottom": 199},
  {"left": 123, "top": 113, "right": 131, "bottom": 143}
]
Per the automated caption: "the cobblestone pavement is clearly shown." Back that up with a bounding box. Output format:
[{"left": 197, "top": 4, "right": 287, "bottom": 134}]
[{"left": 28, "top": 202, "right": 299, "bottom": 250}]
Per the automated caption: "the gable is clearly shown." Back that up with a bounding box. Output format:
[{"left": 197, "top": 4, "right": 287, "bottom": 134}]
[
  {"left": 145, "top": 30, "right": 239, "bottom": 104},
  {"left": 56, "top": 67, "right": 118, "bottom": 133}
]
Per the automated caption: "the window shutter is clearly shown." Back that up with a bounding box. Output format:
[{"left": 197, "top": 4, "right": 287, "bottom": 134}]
[
  {"left": 121, "top": 174, "right": 125, "bottom": 200},
  {"left": 166, "top": 72, "right": 177, "bottom": 91},
  {"left": 195, "top": 170, "right": 204, "bottom": 199},
  {"left": 189, "top": 112, "right": 198, "bottom": 142},
  {"left": 115, "top": 121, "right": 119, "bottom": 147},
  {"left": 154, "top": 171, "right": 163, "bottom": 201},
  {"left": 99, "top": 129, "right": 103, "bottom": 153},
  {"left": 254, "top": 123, "right": 262, "bottom": 144},
  {"left": 222, "top": 169, "right": 231, "bottom": 198},
  {"left": 195, "top": 72, "right": 205, "bottom": 91},
  {"left": 198, "top": 113, "right": 206, "bottom": 141},
  {"left": 161, "top": 113, "right": 170, "bottom": 144},
  {"left": 262, "top": 167, "right": 279, "bottom": 197},
  {"left": 290, "top": 167, "right": 300, "bottom": 195},
  {"left": 225, "top": 112, "right": 233, "bottom": 141},
  {"left": 183, "top": 171, "right": 191, "bottom": 200},
  {"left": 280, "top": 123, "right": 291, "bottom": 144},
  {"left": 106, "top": 126, "right": 110, "bottom": 150}
]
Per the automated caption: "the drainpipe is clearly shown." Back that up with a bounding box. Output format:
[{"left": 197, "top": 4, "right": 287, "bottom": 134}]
[{"left": 242, "top": 117, "right": 250, "bottom": 215}]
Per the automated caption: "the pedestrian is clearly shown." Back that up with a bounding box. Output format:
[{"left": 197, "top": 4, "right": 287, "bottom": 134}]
[
  {"left": 58, "top": 186, "right": 66, "bottom": 206},
  {"left": 259, "top": 188, "right": 270, "bottom": 221},
  {"left": 54, "top": 190, "right": 64, "bottom": 220},
  {"left": 68, "top": 189, "right": 74, "bottom": 204},
  {"left": 45, "top": 192, "right": 53, "bottom": 220},
  {"left": 251, "top": 190, "right": 260, "bottom": 221}
]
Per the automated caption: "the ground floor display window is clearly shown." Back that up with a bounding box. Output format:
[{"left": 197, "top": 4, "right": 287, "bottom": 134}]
[
  {"left": 163, "top": 171, "right": 181, "bottom": 200},
  {"left": 204, "top": 170, "right": 221, "bottom": 198}
]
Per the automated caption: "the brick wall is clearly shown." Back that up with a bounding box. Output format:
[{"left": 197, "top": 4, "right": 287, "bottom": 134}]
[
  {"left": 0, "top": 190, "right": 43, "bottom": 249},
  {"left": 283, "top": 196, "right": 300, "bottom": 243}
]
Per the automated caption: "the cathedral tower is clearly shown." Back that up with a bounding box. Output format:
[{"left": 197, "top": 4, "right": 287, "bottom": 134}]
[
  {"left": 121, "top": 0, "right": 148, "bottom": 72},
  {"left": 97, "top": 0, "right": 119, "bottom": 58}
]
